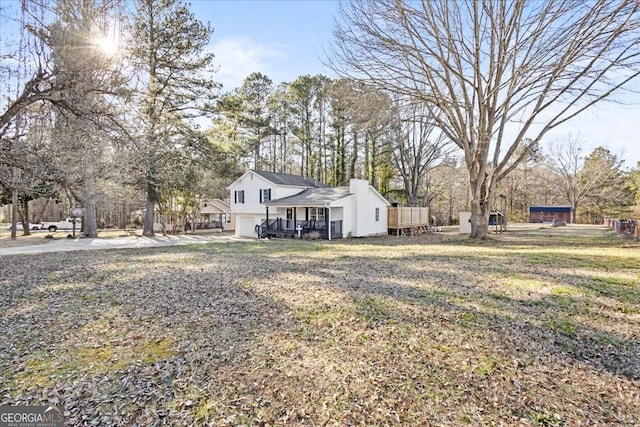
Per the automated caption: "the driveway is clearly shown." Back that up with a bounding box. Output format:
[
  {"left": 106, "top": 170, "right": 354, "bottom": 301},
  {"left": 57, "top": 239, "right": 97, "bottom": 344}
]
[{"left": 0, "top": 233, "right": 250, "bottom": 256}]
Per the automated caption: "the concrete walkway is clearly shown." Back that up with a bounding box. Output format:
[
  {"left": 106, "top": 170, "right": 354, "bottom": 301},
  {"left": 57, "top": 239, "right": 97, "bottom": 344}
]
[{"left": 0, "top": 233, "right": 250, "bottom": 256}]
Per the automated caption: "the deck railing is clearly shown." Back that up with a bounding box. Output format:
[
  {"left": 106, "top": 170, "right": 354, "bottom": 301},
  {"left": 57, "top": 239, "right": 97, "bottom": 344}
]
[{"left": 388, "top": 207, "right": 430, "bottom": 228}]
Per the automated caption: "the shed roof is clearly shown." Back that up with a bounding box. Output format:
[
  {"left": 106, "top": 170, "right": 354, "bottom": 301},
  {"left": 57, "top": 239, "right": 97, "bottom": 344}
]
[
  {"left": 265, "top": 187, "right": 352, "bottom": 207},
  {"left": 529, "top": 206, "right": 572, "bottom": 212}
]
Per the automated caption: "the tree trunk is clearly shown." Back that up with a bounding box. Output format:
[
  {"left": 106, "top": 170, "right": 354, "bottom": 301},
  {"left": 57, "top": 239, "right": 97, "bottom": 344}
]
[
  {"left": 11, "top": 187, "right": 18, "bottom": 240},
  {"left": 83, "top": 204, "right": 97, "bottom": 237},
  {"left": 468, "top": 171, "right": 493, "bottom": 239},
  {"left": 469, "top": 200, "right": 490, "bottom": 239},
  {"left": 20, "top": 198, "right": 31, "bottom": 236},
  {"left": 82, "top": 145, "right": 98, "bottom": 237},
  {"left": 349, "top": 130, "right": 358, "bottom": 179},
  {"left": 143, "top": 196, "right": 155, "bottom": 236},
  {"left": 143, "top": 172, "right": 156, "bottom": 236}
]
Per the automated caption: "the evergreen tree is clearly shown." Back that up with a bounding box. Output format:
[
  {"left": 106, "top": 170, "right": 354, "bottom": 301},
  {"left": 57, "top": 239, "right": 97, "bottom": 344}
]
[{"left": 127, "top": 0, "right": 218, "bottom": 236}]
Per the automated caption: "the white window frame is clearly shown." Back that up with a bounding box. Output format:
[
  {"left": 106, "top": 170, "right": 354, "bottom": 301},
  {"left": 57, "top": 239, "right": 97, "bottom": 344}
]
[
  {"left": 260, "top": 188, "right": 271, "bottom": 202},
  {"left": 310, "top": 207, "right": 325, "bottom": 222}
]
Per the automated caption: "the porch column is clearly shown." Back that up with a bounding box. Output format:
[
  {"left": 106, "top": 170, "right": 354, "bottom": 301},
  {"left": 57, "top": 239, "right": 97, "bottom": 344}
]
[
  {"left": 327, "top": 206, "right": 331, "bottom": 241},
  {"left": 266, "top": 206, "right": 269, "bottom": 231}
]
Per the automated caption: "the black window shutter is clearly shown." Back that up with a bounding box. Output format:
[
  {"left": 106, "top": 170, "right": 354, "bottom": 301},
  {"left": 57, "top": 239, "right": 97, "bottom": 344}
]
[
  {"left": 234, "top": 191, "right": 237, "bottom": 204},
  {"left": 259, "top": 189, "right": 263, "bottom": 203},
  {"left": 268, "top": 189, "right": 271, "bottom": 201}
]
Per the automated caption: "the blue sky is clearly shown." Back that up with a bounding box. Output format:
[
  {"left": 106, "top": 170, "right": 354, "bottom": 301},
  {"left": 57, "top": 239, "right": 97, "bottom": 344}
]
[{"left": 190, "top": 0, "right": 340, "bottom": 90}]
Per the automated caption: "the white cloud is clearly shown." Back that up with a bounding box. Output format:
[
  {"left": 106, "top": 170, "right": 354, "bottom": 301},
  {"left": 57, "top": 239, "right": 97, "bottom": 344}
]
[{"left": 211, "top": 36, "right": 289, "bottom": 91}]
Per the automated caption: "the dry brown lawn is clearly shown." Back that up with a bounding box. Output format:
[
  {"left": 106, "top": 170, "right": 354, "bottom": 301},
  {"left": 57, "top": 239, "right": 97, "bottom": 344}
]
[{"left": 1, "top": 225, "right": 638, "bottom": 426}]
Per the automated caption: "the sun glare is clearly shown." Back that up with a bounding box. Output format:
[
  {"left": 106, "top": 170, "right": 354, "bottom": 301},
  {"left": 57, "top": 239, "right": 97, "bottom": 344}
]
[{"left": 95, "top": 35, "right": 119, "bottom": 57}]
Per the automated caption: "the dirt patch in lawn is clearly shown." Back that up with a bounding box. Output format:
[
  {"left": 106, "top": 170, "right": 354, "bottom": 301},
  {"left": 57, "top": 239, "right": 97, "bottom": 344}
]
[{"left": 1, "top": 226, "right": 638, "bottom": 425}]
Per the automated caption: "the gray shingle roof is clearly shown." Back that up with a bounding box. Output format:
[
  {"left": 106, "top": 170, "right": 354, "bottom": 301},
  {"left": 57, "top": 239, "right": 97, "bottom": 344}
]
[
  {"left": 252, "top": 170, "right": 328, "bottom": 188},
  {"left": 265, "top": 187, "right": 352, "bottom": 206}
]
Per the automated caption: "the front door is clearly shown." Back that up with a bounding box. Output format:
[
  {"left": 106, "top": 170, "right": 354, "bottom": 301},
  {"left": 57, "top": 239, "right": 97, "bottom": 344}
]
[{"left": 286, "top": 208, "right": 293, "bottom": 229}]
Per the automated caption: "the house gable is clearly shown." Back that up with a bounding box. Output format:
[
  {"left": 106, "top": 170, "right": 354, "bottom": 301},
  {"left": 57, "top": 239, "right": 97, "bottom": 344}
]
[
  {"left": 200, "top": 198, "right": 230, "bottom": 214},
  {"left": 229, "top": 170, "right": 328, "bottom": 215},
  {"left": 228, "top": 171, "right": 275, "bottom": 214}
]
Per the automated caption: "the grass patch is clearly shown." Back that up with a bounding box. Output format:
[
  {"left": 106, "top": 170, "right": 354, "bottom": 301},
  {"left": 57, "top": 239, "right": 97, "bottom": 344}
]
[
  {"left": 354, "top": 297, "right": 394, "bottom": 325},
  {"left": 581, "top": 276, "right": 640, "bottom": 304},
  {"left": 487, "top": 292, "right": 510, "bottom": 301},
  {"left": 500, "top": 274, "right": 546, "bottom": 291},
  {"left": 550, "top": 285, "right": 586, "bottom": 297},
  {"left": 528, "top": 408, "right": 565, "bottom": 426},
  {"left": 546, "top": 319, "right": 577, "bottom": 335},
  {"left": 14, "top": 337, "right": 175, "bottom": 392},
  {"left": 619, "top": 304, "right": 637, "bottom": 314}
]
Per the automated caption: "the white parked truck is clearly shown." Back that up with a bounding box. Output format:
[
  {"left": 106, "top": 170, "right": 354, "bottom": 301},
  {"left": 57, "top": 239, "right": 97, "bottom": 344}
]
[{"left": 40, "top": 218, "right": 82, "bottom": 232}]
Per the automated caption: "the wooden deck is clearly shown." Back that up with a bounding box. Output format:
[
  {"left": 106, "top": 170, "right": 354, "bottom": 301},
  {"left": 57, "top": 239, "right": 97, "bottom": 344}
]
[{"left": 388, "top": 207, "right": 431, "bottom": 235}]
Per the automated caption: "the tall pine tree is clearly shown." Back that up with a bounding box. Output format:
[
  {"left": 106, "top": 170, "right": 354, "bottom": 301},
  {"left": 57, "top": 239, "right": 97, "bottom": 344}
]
[{"left": 128, "top": 0, "right": 217, "bottom": 236}]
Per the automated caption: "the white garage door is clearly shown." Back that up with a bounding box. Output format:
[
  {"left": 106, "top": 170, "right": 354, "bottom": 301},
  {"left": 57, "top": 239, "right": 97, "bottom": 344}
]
[{"left": 237, "top": 216, "right": 257, "bottom": 237}]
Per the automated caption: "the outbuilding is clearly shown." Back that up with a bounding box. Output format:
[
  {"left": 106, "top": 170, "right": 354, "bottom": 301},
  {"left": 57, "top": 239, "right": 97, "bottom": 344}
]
[{"left": 529, "top": 206, "right": 572, "bottom": 223}]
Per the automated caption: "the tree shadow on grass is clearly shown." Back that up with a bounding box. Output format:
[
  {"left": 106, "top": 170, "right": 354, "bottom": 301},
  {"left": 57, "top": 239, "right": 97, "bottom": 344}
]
[
  {"left": 0, "top": 247, "right": 294, "bottom": 425},
  {"left": 283, "top": 252, "right": 640, "bottom": 382},
  {"left": 256, "top": 252, "right": 639, "bottom": 424}
]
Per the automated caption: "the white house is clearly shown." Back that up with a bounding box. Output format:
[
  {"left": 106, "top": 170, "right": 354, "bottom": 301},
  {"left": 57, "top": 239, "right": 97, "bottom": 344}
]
[
  {"left": 152, "top": 197, "right": 233, "bottom": 233},
  {"left": 228, "top": 170, "right": 390, "bottom": 239},
  {"left": 200, "top": 198, "right": 234, "bottom": 231}
]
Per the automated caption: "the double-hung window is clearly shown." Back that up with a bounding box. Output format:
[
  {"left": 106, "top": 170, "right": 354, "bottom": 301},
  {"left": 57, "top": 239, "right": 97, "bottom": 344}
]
[
  {"left": 234, "top": 190, "right": 245, "bottom": 204},
  {"left": 259, "top": 188, "right": 271, "bottom": 203},
  {"left": 309, "top": 207, "right": 325, "bottom": 222}
]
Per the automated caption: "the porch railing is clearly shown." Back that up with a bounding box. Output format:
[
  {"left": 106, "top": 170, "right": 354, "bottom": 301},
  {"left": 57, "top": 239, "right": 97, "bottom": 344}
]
[{"left": 259, "top": 218, "right": 343, "bottom": 239}]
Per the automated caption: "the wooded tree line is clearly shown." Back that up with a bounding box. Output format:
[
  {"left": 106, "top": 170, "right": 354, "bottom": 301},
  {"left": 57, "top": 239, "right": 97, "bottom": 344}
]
[{"left": 2, "top": 0, "right": 639, "bottom": 239}]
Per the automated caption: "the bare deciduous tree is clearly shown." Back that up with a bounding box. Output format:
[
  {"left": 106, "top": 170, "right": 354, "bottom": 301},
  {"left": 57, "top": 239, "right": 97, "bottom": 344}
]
[
  {"left": 330, "top": 0, "right": 640, "bottom": 238},
  {"left": 546, "top": 138, "right": 627, "bottom": 223},
  {"left": 391, "top": 100, "right": 452, "bottom": 207},
  {"left": 1, "top": 0, "right": 128, "bottom": 238}
]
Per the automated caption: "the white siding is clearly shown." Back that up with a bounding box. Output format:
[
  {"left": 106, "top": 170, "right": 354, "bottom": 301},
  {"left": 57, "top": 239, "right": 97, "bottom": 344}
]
[
  {"left": 341, "top": 202, "right": 354, "bottom": 237},
  {"left": 367, "top": 187, "right": 390, "bottom": 236},
  {"left": 229, "top": 172, "right": 273, "bottom": 215},
  {"left": 348, "top": 179, "right": 367, "bottom": 237}
]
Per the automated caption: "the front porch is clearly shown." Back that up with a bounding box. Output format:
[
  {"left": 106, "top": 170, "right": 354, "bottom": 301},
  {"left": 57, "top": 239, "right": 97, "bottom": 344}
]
[{"left": 259, "top": 218, "right": 343, "bottom": 240}]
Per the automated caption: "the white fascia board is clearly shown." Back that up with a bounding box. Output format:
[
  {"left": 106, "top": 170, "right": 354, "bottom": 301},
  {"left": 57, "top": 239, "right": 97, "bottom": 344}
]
[
  {"left": 368, "top": 185, "right": 391, "bottom": 206},
  {"left": 228, "top": 170, "right": 279, "bottom": 190},
  {"left": 227, "top": 170, "right": 253, "bottom": 190},
  {"left": 328, "top": 194, "right": 355, "bottom": 207}
]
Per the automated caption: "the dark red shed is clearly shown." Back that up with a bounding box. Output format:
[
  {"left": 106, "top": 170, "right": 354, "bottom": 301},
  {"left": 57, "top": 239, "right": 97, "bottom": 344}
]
[{"left": 529, "top": 206, "right": 572, "bottom": 223}]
